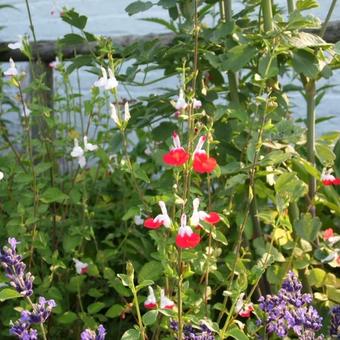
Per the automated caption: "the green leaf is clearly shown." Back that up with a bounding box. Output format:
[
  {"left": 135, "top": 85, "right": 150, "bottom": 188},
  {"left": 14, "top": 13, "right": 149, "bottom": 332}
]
[
  {"left": 60, "top": 33, "right": 85, "bottom": 46},
  {"left": 121, "top": 328, "right": 141, "bottom": 340},
  {"left": 274, "top": 172, "right": 307, "bottom": 202},
  {"left": 106, "top": 304, "right": 124, "bottom": 318},
  {"left": 258, "top": 54, "right": 279, "bottom": 78},
  {"left": 87, "top": 302, "right": 106, "bottom": 314},
  {"left": 335, "top": 41, "right": 340, "bottom": 55},
  {"left": 294, "top": 213, "right": 321, "bottom": 242},
  {"left": 142, "top": 310, "right": 158, "bottom": 325},
  {"left": 61, "top": 9, "right": 87, "bottom": 29},
  {"left": 136, "top": 280, "right": 154, "bottom": 291},
  {"left": 40, "top": 187, "right": 68, "bottom": 204},
  {"left": 123, "top": 207, "right": 141, "bottom": 221},
  {"left": 308, "top": 268, "right": 326, "bottom": 288},
  {"left": 292, "top": 49, "right": 319, "bottom": 79},
  {"left": 212, "top": 230, "right": 228, "bottom": 246},
  {"left": 315, "top": 143, "right": 336, "bottom": 165},
  {"left": 58, "top": 311, "right": 78, "bottom": 324},
  {"left": 158, "top": 0, "right": 177, "bottom": 9},
  {"left": 0, "top": 288, "right": 22, "bottom": 302},
  {"left": 133, "top": 164, "right": 150, "bottom": 183},
  {"left": 126, "top": 1, "right": 153, "bottom": 16},
  {"left": 141, "top": 18, "right": 176, "bottom": 32},
  {"left": 296, "top": 0, "right": 319, "bottom": 10},
  {"left": 138, "top": 261, "right": 163, "bottom": 283},
  {"left": 225, "top": 174, "right": 248, "bottom": 190},
  {"left": 226, "top": 327, "right": 250, "bottom": 340},
  {"left": 222, "top": 45, "right": 257, "bottom": 72},
  {"left": 286, "top": 32, "right": 328, "bottom": 48}
]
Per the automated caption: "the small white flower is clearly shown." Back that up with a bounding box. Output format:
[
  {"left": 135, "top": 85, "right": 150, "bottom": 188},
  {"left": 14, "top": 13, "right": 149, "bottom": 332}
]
[
  {"left": 124, "top": 102, "right": 131, "bottom": 122},
  {"left": 71, "top": 138, "right": 86, "bottom": 168},
  {"left": 0, "top": 171, "right": 4, "bottom": 181},
  {"left": 328, "top": 236, "right": 340, "bottom": 246},
  {"left": 83, "top": 136, "right": 98, "bottom": 152},
  {"left": 73, "top": 258, "right": 88, "bottom": 275},
  {"left": 134, "top": 215, "right": 144, "bottom": 225},
  {"left": 178, "top": 214, "right": 193, "bottom": 237},
  {"left": 8, "top": 36, "right": 23, "bottom": 50},
  {"left": 49, "top": 57, "right": 60, "bottom": 69},
  {"left": 154, "top": 201, "right": 172, "bottom": 228},
  {"left": 110, "top": 103, "right": 120, "bottom": 125},
  {"left": 190, "top": 198, "right": 209, "bottom": 226},
  {"left": 175, "top": 89, "right": 187, "bottom": 110},
  {"left": 144, "top": 286, "right": 157, "bottom": 308},
  {"left": 193, "top": 98, "right": 202, "bottom": 109},
  {"left": 193, "top": 135, "right": 207, "bottom": 156},
  {"left": 21, "top": 104, "right": 31, "bottom": 118},
  {"left": 94, "top": 67, "right": 118, "bottom": 90},
  {"left": 4, "top": 58, "right": 18, "bottom": 77}
]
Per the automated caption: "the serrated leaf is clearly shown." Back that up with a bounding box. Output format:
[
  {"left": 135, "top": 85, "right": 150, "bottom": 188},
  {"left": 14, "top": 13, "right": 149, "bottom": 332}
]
[
  {"left": 294, "top": 213, "right": 321, "bottom": 242},
  {"left": 61, "top": 9, "right": 87, "bottom": 29},
  {"left": 226, "top": 327, "right": 250, "bottom": 340}
]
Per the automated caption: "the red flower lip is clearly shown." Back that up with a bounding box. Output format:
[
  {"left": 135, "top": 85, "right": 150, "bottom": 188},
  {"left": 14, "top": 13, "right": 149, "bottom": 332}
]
[
  {"left": 323, "top": 228, "right": 334, "bottom": 240},
  {"left": 163, "top": 148, "right": 190, "bottom": 166},
  {"left": 144, "top": 302, "right": 157, "bottom": 310},
  {"left": 204, "top": 212, "right": 220, "bottom": 224},
  {"left": 176, "top": 233, "right": 201, "bottom": 249},
  {"left": 144, "top": 218, "right": 163, "bottom": 229},
  {"left": 193, "top": 153, "right": 217, "bottom": 174}
]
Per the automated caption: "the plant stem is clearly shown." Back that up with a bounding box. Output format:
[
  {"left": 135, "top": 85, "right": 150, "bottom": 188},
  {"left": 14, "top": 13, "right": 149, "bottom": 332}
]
[
  {"left": 305, "top": 79, "right": 316, "bottom": 217},
  {"left": 177, "top": 248, "right": 183, "bottom": 340},
  {"left": 287, "top": 0, "right": 295, "bottom": 14},
  {"left": 132, "top": 288, "right": 146, "bottom": 339},
  {"left": 24, "top": 0, "right": 38, "bottom": 45},
  {"left": 26, "top": 297, "right": 47, "bottom": 340},
  {"left": 262, "top": 0, "right": 273, "bottom": 32},
  {"left": 320, "top": 0, "right": 338, "bottom": 38}
]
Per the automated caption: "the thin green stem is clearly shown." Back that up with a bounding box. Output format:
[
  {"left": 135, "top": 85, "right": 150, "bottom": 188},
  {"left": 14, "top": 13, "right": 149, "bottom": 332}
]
[
  {"left": 320, "top": 0, "right": 338, "bottom": 38},
  {"left": 26, "top": 297, "right": 47, "bottom": 340},
  {"left": 262, "top": 0, "right": 273, "bottom": 32},
  {"left": 24, "top": 0, "right": 38, "bottom": 45},
  {"left": 177, "top": 248, "right": 183, "bottom": 340},
  {"left": 287, "top": 0, "right": 295, "bottom": 14},
  {"left": 305, "top": 79, "right": 316, "bottom": 217},
  {"left": 132, "top": 289, "right": 146, "bottom": 339}
]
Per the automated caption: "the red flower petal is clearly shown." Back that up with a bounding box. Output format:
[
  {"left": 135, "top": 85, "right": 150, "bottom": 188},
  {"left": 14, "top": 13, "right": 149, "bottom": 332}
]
[
  {"left": 80, "top": 267, "right": 88, "bottom": 275},
  {"left": 239, "top": 305, "right": 254, "bottom": 318},
  {"left": 144, "top": 218, "right": 163, "bottom": 229},
  {"left": 176, "top": 233, "right": 201, "bottom": 249},
  {"left": 163, "top": 148, "right": 190, "bottom": 166},
  {"left": 205, "top": 212, "right": 220, "bottom": 224},
  {"left": 333, "top": 178, "right": 340, "bottom": 185},
  {"left": 163, "top": 304, "right": 174, "bottom": 310},
  {"left": 144, "top": 302, "right": 157, "bottom": 309},
  {"left": 193, "top": 153, "right": 217, "bottom": 173},
  {"left": 322, "top": 180, "right": 334, "bottom": 186},
  {"left": 323, "top": 228, "right": 334, "bottom": 240}
]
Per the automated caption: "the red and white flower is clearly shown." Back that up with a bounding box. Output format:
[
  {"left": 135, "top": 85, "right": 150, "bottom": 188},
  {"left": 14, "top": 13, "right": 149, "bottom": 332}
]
[
  {"left": 71, "top": 139, "right": 86, "bottom": 168},
  {"left": 49, "top": 57, "right": 61, "bottom": 69},
  {"left": 176, "top": 214, "right": 201, "bottom": 249},
  {"left": 163, "top": 132, "right": 190, "bottom": 167},
  {"left": 4, "top": 58, "right": 18, "bottom": 77},
  {"left": 193, "top": 136, "right": 217, "bottom": 174},
  {"left": 190, "top": 198, "right": 220, "bottom": 227},
  {"left": 144, "top": 286, "right": 157, "bottom": 309},
  {"left": 323, "top": 228, "right": 334, "bottom": 240},
  {"left": 8, "top": 36, "right": 23, "bottom": 50},
  {"left": 235, "top": 293, "right": 254, "bottom": 318},
  {"left": 160, "top": 289, "right": 175, "bottom": 310},
  {"left": 73, "top": 258, "right": 88, "bottom": 275},
  {"left": 321, "top": 168, "right": 340, "bottom": 186},
  {"left": 144, "top": 201, "right": 171, "bottom": 229},
  {"left": 94, "top": 67, "right": 118, "bottom": 90}
]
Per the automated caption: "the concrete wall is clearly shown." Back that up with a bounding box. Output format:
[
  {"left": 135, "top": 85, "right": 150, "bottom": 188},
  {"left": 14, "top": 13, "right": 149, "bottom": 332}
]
[{"left": 0, "top": 0, "right": 339, "bottom": 135}]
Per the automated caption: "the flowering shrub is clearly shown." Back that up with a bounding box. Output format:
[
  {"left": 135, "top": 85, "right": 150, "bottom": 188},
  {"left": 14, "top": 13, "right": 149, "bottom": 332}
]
[{"left": 0, "top": 0, "right": 340, "bottom": 339}]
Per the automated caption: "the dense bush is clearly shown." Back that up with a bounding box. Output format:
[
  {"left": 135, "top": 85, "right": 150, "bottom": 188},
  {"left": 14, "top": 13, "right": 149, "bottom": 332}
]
[{"left": 0, "top": 0, "right": 340, "bottom": 339}]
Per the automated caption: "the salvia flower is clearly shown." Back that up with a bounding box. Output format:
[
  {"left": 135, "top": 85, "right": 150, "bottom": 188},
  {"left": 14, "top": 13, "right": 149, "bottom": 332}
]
[
  {"left": 193, "top": 98, "right": 202, "bottom": 109},
  {"left": 190, "top": 198, "right": 220, "bottom": 227},
  {"left": 163, "top": 132, "right": 190, "bottom": 167},
  {"left": 170, "top": 320, "right": 215, "bottom": 340},
  {"left": 324, "top": 228, "right": 334, "bottom": 240},
  {"left": 235, "top": 293, "right": 254, "bottom": 318},
  {"left": 4, "top": 58, "right": 18, "bottom": 77},
  {"left": 259, "top": 271, "right": 323, "bottom": 338},
  {"left": 81, "top": 324, "right": 106, "bottom": 340},
  {"left": 160, "top": 289, "right": 175, "bottom": 310},
  {"left": 71, "top": 139, "right": 86, "bottom": 168},
  {"left": 144, "top": 201, "right": 171, "bottom": 229},
  {"left": 176, "top": 214, "right": 200, "bottom": 249},
  {"left": 94, "top": 67, "right": 118, "bottom": 90},
  {"left": 73, "top": 258, "right": 88, "bottom": 275},
  {"left": 174, "top": 89, "right": 187, "bottom": 111},
  {"left": 83, "top": 136, "right": 98, "bottom": 152},
  {"left": 193, "top": 136, "right": 217, "bottom": 174},
  {"left": 49, "top": 57, "right": 61, "bottom": 69},
  {"left": 8, "top": 36, "right": 24, "bottom": 50},
  {"left": 321, "top": 168, "right": 340, "bottom": 186},
  {"left": 330, "top": 306, "right": 340, "bottom": 337},
  {"left": 144, "top": 286, "right": 157, "bottom": 309},
  {"left": 0, "top": 238, "right": 34, "bottom": 296},
  {"left": 124, "top": 102, "right": 131, "bottom": 123}
]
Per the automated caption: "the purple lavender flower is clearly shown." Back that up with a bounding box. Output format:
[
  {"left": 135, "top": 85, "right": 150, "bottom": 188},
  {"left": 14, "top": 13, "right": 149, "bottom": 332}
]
[
  {"left": 24, "top": 297, "right": 57, "bottom": 324},
  {"left": 10, "top": 313, "right": 38, "bottom": 340},
  {"left": 80, "top": 324, "right": 106, "bottom": 340},
  {"left": 170, "top": 320, "right": 215, "bottom": 340},
  {"left": 330, "top": 306, "right": 340, "bottom": 337},
  {"left": 0, "top": 238, "right": 34, "bottom": 296},
  {"left": 259, "top": 271, "right": 323, "bottom": 339}
]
